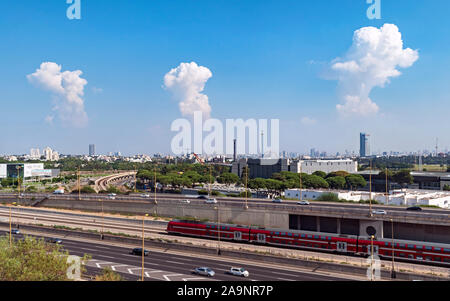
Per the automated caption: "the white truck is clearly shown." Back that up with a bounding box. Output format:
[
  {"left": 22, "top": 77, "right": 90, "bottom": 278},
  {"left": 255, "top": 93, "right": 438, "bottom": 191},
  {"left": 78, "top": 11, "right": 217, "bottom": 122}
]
[{"left": 53, "top": 189, "right": 65, "bottom": 194}]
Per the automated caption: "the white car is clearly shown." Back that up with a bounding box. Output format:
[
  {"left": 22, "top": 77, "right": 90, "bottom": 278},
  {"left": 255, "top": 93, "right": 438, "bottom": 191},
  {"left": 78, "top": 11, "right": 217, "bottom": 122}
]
[
  {"left": 372, "top": 209, "right": 387, "bottom": 215},
  {"left": 141, "top": 194, "right": 150, "bottom": 198},
  {"left": 193, "top": 267, "right": 215, "bottom": 277},
  {"left": 180, "top": 199, "right": 191, "bottom": 204},
  {"left": 227, "top": 267, "right": 249, "bottom": 277},
  {"left": 205, "top": 198, "right": 217, "bottom": 204},
  {"left": 108, "top": 193, "right": 117, "bottom": 197},
  {"left": 272, "top": 199, "right": 282, "bottom": 203},
  {"left": 297, "top": 201, "right": 310, "bottom": 205}
]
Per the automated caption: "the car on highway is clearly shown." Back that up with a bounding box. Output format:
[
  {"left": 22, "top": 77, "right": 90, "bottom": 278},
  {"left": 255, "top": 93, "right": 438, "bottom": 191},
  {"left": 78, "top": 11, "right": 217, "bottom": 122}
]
[
  {"left": 141, "top": 194, "right": 150, "bottom": 198},
  {"left": 193, "top": 267, "right": 215, "bottom": 277},
  {"left": 406, "top": 206, "right": 422, "bottom": 211},
  {"left": 197, "top": 195, "right": 208, "bottom": 200},
  {"left": 108, "top": 193, "right": 117, "bottom": 196},
  {"left": 372, "top": 209, "right": 387, "bottom": 215},
  {"left": 272, "top": 198, "right": 282, "bottom": 203},
  {"left": 130, "top": 248, "right": 150, "bottom": 256},
  {"left": 180, "top": 199, "right": 191, "bottom": 204},
  {"left": 226, "top": 267, "right": 249, "bottom": 277},
  {"left": 297, "top": 201, "right": 310, "bottom": 205},
  {"left": 11, "top": 229, "right": 20, "bottom": 235},
  {"left": 205, "top": 198, "right": 217, "bottom": 204},
  {"left": 46, "top": 237, "right": 63, "bottom": 244}
]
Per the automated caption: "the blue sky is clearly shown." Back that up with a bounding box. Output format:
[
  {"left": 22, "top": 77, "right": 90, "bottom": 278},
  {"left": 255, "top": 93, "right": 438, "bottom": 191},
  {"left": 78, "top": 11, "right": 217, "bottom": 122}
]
[{"left": 1, "top": 0, "right": 449, "bottom": 156}]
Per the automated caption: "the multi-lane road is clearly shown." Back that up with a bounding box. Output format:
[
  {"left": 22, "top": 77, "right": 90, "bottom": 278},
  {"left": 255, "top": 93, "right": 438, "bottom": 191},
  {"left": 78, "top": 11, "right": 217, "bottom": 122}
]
[
  {"left": 0, "top": 229, "right": 359, "bottom": 281},
  {"left": 2, "top": 191, "right": 449, "bottom": 216}
]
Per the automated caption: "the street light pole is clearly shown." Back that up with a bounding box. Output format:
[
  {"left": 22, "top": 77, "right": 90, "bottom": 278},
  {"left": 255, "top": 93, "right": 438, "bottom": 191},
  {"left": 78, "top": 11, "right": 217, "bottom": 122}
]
[
  {"left": 370, "top": 235, "right": 374, "bottom": 281},
  {"left": 391, "top": 219, "right": 396, "bottom": 279},
  {"left": 154, "top": 166, "right": 157, "bottom": 216},
  {"left": 215, "top": 205, "right": 221, "bottom": 255},
  {"left": 9, "top": 202, "right": 16, "bottom": 247},
  {"left": 299, "top": 164, "right": 303, "bottom": 202},
  {"left": 245, "top": 167, "right": 249, "bottom": 209},
  {"left": 142, "top": 213, "right": 149, "bottom": 281},
  {"left": 385, "top": 168, "right": 389, "bottom": 205},
  {"left": 369, "top": 160, "right": 373, "bottom": 217}
]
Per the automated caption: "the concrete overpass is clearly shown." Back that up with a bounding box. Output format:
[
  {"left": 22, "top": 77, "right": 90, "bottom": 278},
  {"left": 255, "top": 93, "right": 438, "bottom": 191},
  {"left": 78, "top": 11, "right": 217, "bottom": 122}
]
[
  {"left": 94, "top": 172, "right": 136, "bottom": 192},
  {"left": 1, "top": 192, "right": 449, "bottom": 245}
]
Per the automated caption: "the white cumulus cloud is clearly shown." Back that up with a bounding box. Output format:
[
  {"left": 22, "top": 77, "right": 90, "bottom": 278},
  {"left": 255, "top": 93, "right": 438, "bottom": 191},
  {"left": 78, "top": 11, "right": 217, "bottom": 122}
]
[
  {"left": 329, "top": 23, "right": 419, "bottom": 117},
  {"left": 163, "top": 62, "right": 212, "bottom": 118},
  {"left": 27, "top": 62, "right": 88, "bottom": 127}
]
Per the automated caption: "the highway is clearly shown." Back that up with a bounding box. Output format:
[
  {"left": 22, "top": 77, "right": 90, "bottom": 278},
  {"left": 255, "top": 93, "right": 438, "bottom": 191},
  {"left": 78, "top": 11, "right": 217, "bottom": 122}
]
[
  {"left": 0, "top": 229, "right": 358, "bottom": 281},
  {"left": 1, "top": 191, "right": 449, "bottom": 217}
]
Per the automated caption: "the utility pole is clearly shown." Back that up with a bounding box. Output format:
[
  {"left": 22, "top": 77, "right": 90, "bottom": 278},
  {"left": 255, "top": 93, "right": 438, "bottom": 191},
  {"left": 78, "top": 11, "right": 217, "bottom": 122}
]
[
  {"left": 385, "top": 168, "right": 388, "bottom": 205},
  {"left": 391, "top": 219, "right": 396, "bottom": 279},
  {"left": 77, "top": 167, "right": 81, "bottom": 200},
  {"left": 369, "top": 159, "right": 373, "bottom": 217}
]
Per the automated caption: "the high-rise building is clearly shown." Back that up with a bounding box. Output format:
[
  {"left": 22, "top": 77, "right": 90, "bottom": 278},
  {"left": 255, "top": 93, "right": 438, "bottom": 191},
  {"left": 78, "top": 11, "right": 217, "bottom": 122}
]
[
  {"left": 30, "top": 148, "right": 41, "bottom": 159},
  {"left": 89, "top": 144, "right": 95, "bottom": 156},
  {"left": 360, "top": 133, "right": 370, "bottom": 157},
  {"left": 44, "top": 147, "right": 53, "bottom": 161}
]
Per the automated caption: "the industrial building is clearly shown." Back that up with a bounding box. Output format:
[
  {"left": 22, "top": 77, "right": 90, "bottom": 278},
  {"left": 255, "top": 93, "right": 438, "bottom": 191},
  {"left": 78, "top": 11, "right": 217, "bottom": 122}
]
[
  {"left": 232, "top": 158, "right": 358, "bottom": 179},
  {"left": 0, "top": 163, "right": 59, "bottom": 180},
  {"left": 290, "top": 159, "right": 358, "bottom": 175},
  {"left": 285, "top": 188, "right": 450, "bottom": 209}
]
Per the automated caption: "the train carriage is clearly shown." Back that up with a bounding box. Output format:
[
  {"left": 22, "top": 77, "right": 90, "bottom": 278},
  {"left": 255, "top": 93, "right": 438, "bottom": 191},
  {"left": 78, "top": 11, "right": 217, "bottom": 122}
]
[{"left": 167, "top": 220, "right": 450, "bottom": 267}]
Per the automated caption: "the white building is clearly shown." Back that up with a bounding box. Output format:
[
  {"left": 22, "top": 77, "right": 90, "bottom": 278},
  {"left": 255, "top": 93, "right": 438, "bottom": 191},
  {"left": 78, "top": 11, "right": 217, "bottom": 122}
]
[
  {"left": 284, "top": 188, "right": 450, "bottom": 209},
  {"left": 30, "top": 148, "right": 41, "bottom": 159},
  {"left": 43, "top": 147, "right": 59, "bottom": 161},
  {"left": 290, "top": 159, "right": 358, "bottom": 175}
]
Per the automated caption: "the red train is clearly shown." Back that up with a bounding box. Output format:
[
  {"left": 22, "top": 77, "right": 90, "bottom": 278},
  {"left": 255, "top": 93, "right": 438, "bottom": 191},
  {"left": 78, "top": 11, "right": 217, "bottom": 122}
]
[{"left": 167, "top": 220, "right": 450, "bottom": 266}]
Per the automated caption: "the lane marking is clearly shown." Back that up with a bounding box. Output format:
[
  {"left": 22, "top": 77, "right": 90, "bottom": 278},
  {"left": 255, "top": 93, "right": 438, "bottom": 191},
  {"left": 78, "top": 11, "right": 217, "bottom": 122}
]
[
  {"left": 111, "top": 265, "right": 129, "bottom": 271},
  {"left": 163, "top": 274, "right": 183, "bottom": 281},
  {"left": 165, "top": 260, "right": 186, "bottom": 265},
  {"left": 276, "top": 277, "right": 295, "bottom": 281}
]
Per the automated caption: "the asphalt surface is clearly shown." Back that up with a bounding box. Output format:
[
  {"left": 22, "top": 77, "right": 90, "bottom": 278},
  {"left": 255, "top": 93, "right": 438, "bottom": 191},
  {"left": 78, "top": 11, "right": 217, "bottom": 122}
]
[
  {"left": 1, "top": 192, "right": 449, "bottom": 216},
  {"left": 0, "top": 230, "right": 356, "bottom": 281}
]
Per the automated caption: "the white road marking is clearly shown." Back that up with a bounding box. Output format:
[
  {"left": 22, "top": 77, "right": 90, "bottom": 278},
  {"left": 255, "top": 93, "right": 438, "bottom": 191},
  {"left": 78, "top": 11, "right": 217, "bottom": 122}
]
[
  {"left": 271, "top": 271, "right": 300, "bottom": 278},
  {"left": 127, "top": 267, "right": 143, "bottom": 274},
  {"left": 276, "top": 277, "right": 295, "bottom": 281},
  {"left": 165, "top": 260, "right": 186, "bottom": 265},
  {"left": 111, "top": 265, "right": 129, "bottom": 271},
  {"left": 163, "top": 274, "right": 183, "bottom": 281}
]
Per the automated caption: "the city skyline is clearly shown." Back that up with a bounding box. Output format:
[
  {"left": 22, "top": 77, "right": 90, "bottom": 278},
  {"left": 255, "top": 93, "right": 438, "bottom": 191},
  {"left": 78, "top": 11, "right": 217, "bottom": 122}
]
[{"left": 1, "top": 1, "right": 450, "bottom": 156}]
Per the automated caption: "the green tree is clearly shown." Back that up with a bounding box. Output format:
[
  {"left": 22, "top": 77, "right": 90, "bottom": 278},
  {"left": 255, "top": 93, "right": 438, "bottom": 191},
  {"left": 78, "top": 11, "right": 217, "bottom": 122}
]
[
  {"left": 303, "top": 175, "right": 329, "bottom": 189},
  {"left": 316, "top": 193, "right": 340, "bottom": 202},
  {"left": 345, "top": 174, "right": 367, "bottom": 190},
  {"left": 217, "top": 172, "right": 240, "bottom": 185},
  {"left": 0, "top": 235, "right": 90, "bottom": 281},
  {"left": 312, "top": 171, "right": 327, "bottom": 178},
  {"left": 392, "top": 169, "right": 413, "bottom": 186},
  {"left": 80, "top": 186, "right": 96, "bottom": 194},
  {"left": 248, "top": 178, "right": 267, "bottom": 190},
  {"left": 326, "top": 176, "right": 346, "bottom": 190},
  {"left": 326, "top": 171, "right": 350, "bottom": 179}
]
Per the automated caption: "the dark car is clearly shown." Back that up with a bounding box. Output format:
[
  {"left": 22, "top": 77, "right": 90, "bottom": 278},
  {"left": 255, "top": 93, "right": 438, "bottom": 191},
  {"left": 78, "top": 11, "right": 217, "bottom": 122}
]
[
  {"left": 406, "top": 206, "right": 422, "bottom": 211},
  {"left": 11, "top": 229, "right": 20, "bottom": 235},
  {"left": 197, "top": 195, "right": 208, "bottom": 200},
  {"left": 130, "top": 248, "right": 150, "bottom": 256},
  {"left": 46, "top": 237, "right": 63, "bottom": 244}
]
